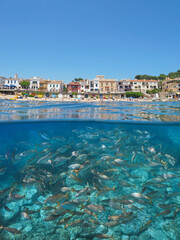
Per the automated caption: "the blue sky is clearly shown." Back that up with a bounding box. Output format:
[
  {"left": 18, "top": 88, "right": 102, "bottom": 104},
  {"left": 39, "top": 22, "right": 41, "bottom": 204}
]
[{"left": 0, "top": 0, "right": 180, "bottom": 82}]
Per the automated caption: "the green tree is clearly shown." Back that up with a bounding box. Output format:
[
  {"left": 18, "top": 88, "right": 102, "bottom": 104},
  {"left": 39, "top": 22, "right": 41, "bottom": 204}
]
[
  {"left": 125, "top": 92, "right": 144, "bottom": 98},
  {"left": 20, "top": 81, "right": 30, "bottom": 89},
  {"left": 63, "top": 85, "right": 68, "bottom": 93},
  {"left": 158, "top": 74, "right": 166, "bottom": 80},
  {"left": 74, "top": 78, "right": 83, "bottom": 82}
]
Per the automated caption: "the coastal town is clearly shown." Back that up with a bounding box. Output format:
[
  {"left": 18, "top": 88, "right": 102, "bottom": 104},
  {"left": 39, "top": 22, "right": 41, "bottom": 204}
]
[{"left": 0, "top": 73, "right": 180, "bottom": 101}]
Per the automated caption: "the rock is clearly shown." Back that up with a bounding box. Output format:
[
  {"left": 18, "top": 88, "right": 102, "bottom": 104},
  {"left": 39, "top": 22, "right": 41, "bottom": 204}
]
[
  {"left": 121, "top": 235, "right": 129, "bottom": 240},
  {"left": 130, "top": 236, "right": 138, "bottom": 240},
  {"left": 148, "top": 228, "right": 169, "bottom": 240},
  {"left": 121, "top": 221, "right": 140, "bottom": 235},
  {"left": 95, "top": 225, "right": 108, "bottom": 234},
  {"left": 138, "top": 231, "right": 154, "bottom": 240},
  {"left": 24, "top": 223, "right": 33, "bottom": 232},
  {"left": 60, "top": 229, "right": 71, "bottom": 240}
]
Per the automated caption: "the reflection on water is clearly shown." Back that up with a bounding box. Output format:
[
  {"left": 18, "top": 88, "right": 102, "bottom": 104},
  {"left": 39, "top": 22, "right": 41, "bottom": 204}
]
[{"left": 0, "top": 100, "right": 180, "bottom": 122}]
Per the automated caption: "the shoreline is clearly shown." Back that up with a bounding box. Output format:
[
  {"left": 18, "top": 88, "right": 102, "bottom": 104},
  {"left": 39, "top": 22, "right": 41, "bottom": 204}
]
[{"left": 0, "top": 95, "right": 178, "bottom": 103}]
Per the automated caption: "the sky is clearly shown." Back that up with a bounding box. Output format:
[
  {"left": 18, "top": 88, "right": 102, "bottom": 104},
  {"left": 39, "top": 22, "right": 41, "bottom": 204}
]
[{"left": 0, "top": 0, "right": 180, "bottom": 82}]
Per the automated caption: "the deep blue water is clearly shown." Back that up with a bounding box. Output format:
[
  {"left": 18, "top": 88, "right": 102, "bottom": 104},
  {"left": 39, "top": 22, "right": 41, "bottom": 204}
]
[{"left": 0, "top": 100, "right": 180, "bottom": 240}]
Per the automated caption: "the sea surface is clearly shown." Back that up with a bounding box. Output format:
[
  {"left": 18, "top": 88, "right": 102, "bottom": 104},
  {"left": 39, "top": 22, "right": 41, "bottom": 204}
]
[{"left": 0, "top": 100, "right": 180, "bottom": 240}]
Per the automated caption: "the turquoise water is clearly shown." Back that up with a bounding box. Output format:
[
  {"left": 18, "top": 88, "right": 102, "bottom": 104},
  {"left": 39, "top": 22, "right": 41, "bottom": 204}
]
[{"left": 0, "top": 100, "right": 180, "bottom": 240}]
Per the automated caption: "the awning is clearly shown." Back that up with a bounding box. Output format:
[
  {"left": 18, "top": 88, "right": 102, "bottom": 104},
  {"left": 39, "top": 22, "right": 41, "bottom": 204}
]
[
  {"left": 3, "top": 85, "right": 9, "bottom": 87},
  {"left": 10, "top": 85, "right": 16, "bottom": 87},
  {"left": 176, "top": 92, "right": 180, "bottom": 94}
]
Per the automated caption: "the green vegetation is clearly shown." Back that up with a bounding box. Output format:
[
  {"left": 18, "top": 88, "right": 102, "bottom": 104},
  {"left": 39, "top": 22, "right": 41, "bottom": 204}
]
[
  {"left": 28, "top": 94, "right": 35, "bottom": 97},
  {"left": 74, "top": 78, "right": 83, "bottom": 82},
  {"left": 21, "top": 92, "right": 28, "bottom": 96},
  {"left": 146, "top": 89, "right": 161, "bottom": 94},
  {"left": 135, "top": 70, "right": 180, "bottom": 81},
  {"left": 33, "top": 91, "right": 45, "bottom": 95},
  {"left": 20, "top": 81, "right": 30, "bottom": 89},
  {"left": 72, "top": 92, "right": 78, "bottom": 96},
  {"left": 63, "top": 86, "right": 68, "bottom": 93},
  {"left": 125, "top": 92, "right": 144, "bottom": 98}
]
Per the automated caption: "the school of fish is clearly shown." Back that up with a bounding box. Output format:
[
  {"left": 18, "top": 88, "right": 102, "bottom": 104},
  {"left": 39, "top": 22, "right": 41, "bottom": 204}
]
[{"left": 0, "top": 126, "right": 180, "bottom": 240}]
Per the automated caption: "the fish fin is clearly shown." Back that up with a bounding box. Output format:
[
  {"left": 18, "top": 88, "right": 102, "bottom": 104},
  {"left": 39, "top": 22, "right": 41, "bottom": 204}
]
[
  {"left": 55, "top": 202, "right": 60, "bottom": 208},
  {"left": 80, "top": 204, "right": 84, "bottom": 211},
  {"left": 111, "top": 235, "right": 114, "bottom": 240},
  {"left": 65, "top": 192, "right": 69, "bottom": 200},
  {"left": 112, "top": 187, "right": 115, "bottom": 191}
]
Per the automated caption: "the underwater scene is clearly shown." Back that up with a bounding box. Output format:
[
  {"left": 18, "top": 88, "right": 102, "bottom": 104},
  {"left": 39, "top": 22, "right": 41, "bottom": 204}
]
[{"left": 0, "top": 119, "right": 180, "bottom": 240}]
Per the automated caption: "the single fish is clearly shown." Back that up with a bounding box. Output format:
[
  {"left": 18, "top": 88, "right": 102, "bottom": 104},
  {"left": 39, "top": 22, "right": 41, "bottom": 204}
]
[
  {"left": 0, "top": 226, "right": 22, "bottom": 234},
  {"left": 156, "top": 209, "right": 171, "bottom": 217},
  {"left": 44, "top": 193, "right": 68, "bottom": 203}
]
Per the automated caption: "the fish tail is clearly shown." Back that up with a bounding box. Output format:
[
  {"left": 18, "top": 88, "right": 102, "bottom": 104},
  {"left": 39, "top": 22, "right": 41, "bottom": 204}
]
[
  {"left": 55, "top": 202, "right": 60, "bottom": 208},
  {"left": 71, "top": 187, "right": 76, "bottom": 192},
  {"left": 111, "top": 235, "right": 114, "bottom": 240},
  {"left": 80, "top": 204, "right": 84, "bottom": 211},
  {"left": 65, "top": 193, "right": 69, "bottom": 200}
]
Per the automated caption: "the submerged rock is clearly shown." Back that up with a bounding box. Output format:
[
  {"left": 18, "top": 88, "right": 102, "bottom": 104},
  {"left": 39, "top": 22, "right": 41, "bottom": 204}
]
[
  {"left": 148, "top": 228, "right": 169, "bottom": 240},
  {"left": 130, "top": 236, "right": 138, "bottom": 240},
  {"left": 121, "top": 235, "right": 129, "bottom": 240},
  {"left": 138, "top": 231, "right": 154, "bottom": 240},
  {"left": 59, "top": 229, "right": 71, "bottom": 240}
]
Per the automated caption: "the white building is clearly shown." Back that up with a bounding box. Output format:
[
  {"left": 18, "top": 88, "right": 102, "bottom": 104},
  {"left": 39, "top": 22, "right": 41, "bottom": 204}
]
[
  {"left": 89, "top": 77, "right": 99, "bottom": 93},
  {"left": 5, "top": 78, "right": 21, "bottom": 89},
  {"left": 80, "top": 79, "right": 90, "bottom": 93},
  {"left": 47, "top": 81, "right": 64, "bottom": 92},
  {"left": 0, "top": 76, "right": 7, "bottom": 88},
  {"left": 30, "top": 77, "right": 43, "bottom": 90},
  {"left": 129, "top": 80, "right": 159, "bottom": 93}
]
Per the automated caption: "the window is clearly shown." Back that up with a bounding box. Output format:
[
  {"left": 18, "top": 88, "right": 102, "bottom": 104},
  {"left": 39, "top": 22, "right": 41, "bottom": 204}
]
[
  {"left": 111, "top": 88, "right": 113, "bottom": 91},
  {"left": 101, "top": 88, "right": 103, "bottom": 91},
  {"left": 8, "top": 81, "right": 9, "bottom": 83},
  {"left": 111, "top": 83, "right": 113, "bottom": 86},
  {"left": 56, "top": 85, "right": 58, "bottom": 87},
  {"left": 14, "top": 81, "right": 16, "bottom": 83},
  {"left": 96, "top": 84, "right": 98, "bottom": 87},
  {"left": 53, "top": 85, "right": 55, "bottom": 87},
  {"left": 101, "top": 83, "right": 103, "bottom": 86},
  {"left": 106, "top": 83, "right": 108, "bottom": 86},
  {"left": 50, "top": 84, "right": 51, "bottom": 87}
]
